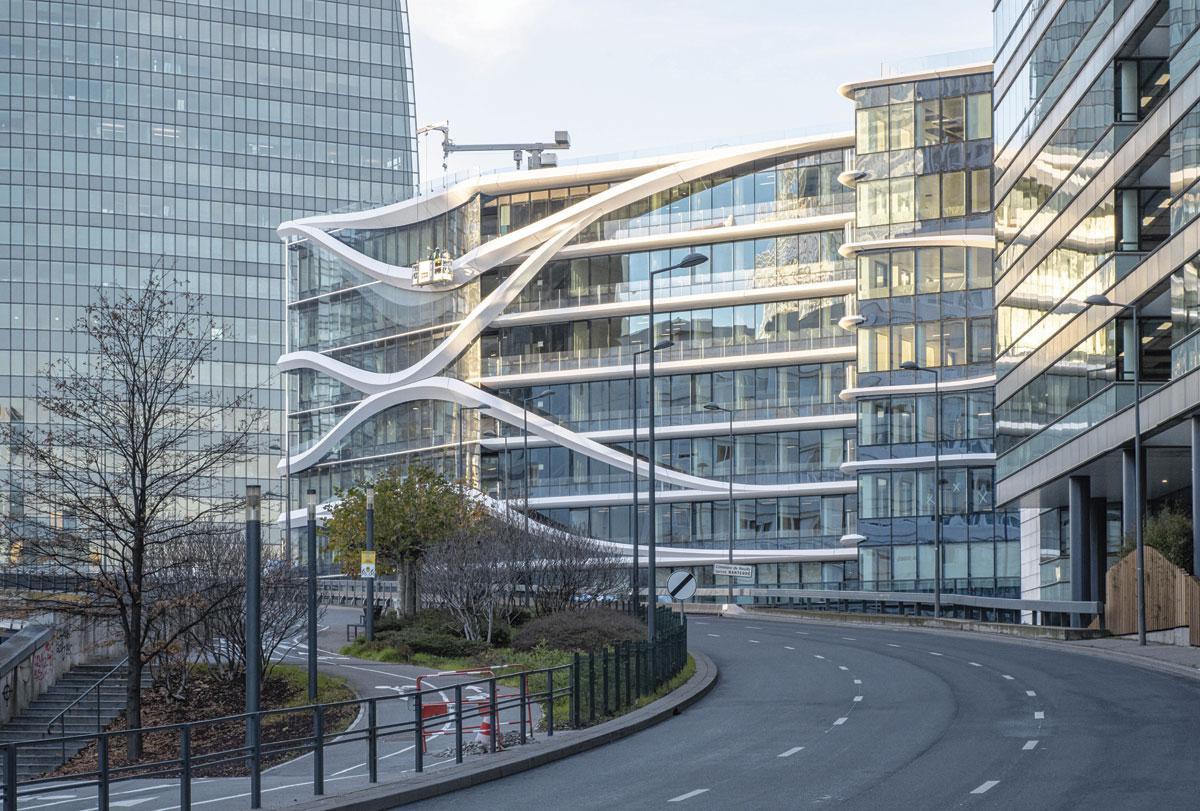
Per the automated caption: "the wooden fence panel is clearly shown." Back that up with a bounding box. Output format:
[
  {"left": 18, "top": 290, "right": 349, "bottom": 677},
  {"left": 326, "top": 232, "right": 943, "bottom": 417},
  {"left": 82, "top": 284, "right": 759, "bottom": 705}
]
[{"left": 1106, "top": 546, "right": 1200, "bottom": 645}]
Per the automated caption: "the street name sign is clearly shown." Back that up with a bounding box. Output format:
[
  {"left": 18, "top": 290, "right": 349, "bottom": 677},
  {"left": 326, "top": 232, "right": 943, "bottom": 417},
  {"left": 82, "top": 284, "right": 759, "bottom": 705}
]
[
  {"left": 713, "top": 563, "right": 754, "bottom": 579},
  {"left": 666, "top": 570, "right": 697, "bottom": 601}
]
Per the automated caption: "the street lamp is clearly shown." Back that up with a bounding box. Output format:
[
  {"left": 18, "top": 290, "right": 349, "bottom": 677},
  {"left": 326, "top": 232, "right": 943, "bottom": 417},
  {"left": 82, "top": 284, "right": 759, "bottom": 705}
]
[
  {"left": 1084, "top": 293, "right": 1145, "bottom": 645},
  {"left": 521, "top": 390, "right": 556, "bottom": 534},
  {"left": 364, "top": 484, "right": 375, "bottom": 643},
  {"left": 899, "top": 359, "right": 942, "bottom": 618},
  {"left": 631, "top": 339, "right": 674, "bottom": 612},
  {"left": 244, "top": 484, "right": 262, "bottom": 809},
  {"left": 647, "top": 251, "right": 708, "bottom": 643},
  {"left": 305, "top": 488, "right": 318, "bottom": 702},
  {"left": 704, "top": 403, "right": 735, "bottom": 605}
]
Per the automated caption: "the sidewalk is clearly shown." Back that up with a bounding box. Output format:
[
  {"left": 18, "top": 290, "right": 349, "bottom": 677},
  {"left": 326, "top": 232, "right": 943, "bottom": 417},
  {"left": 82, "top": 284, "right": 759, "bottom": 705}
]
[{"left": 1062, "top": 635, "right": 1200, "bottom": 676}]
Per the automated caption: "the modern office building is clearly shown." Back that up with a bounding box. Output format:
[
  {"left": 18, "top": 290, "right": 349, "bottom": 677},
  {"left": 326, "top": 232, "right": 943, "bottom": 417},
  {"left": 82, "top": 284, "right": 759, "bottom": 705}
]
[
  {"left": 0, "top": 0, "right": 418, "bottom": 534},
  {"left": 837, "top": 62, "right": 1021, "bottom": 597},
  {"left": 279, "top": 135, "right": 869, "bottom": 584},
  {"left": 992, "top": 0, "right": 1200, "bottom": 606}
]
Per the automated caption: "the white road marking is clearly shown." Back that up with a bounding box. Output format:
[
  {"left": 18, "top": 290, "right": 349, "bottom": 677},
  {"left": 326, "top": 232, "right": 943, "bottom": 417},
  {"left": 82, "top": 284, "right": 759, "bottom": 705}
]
[
  {"left": 1022, "top": 740, "right": 1039, "bottom": 751},
  {"left": 853, "top": 679, "right": 862, "bottom": 685},
  {"left": 777, "top": 746, "right": 805, "bottom": 758},
  {"left": 748, "top": 639, "right": 760, "bottom": 643},
  {"left": 928, "top": 652, "right": 943, "bottom": 656},
  {"left": 971, "top": 780, "right": 1000, "bottom": 795},
  {"left": 1001, "top": 674, "right": 1014, "bottom": 680},
  {"left": 668, "top": 789, "right": 710, "bottom": 802},
  {"left": 111, "top": 800, "right": 157, "bottom": 808},
  {"left": 887, "top": 643, "right": 901, "bottom": 648},
  {"left": 784, "top": 645, "right": 796, "bottom": 650},
  {"left": 841, "top": 637, "right": 856, "bottom": 641},
  {"left": 814, "top": 654, "right": 825, "bottom": 660},
  {"left": 833, "top": 717, "right": 848, "bottom": 726},
  {"left": 968, "top": 662, "right": 982, "bottom": 667},
  {"left": 1034, "top": 711, "right": 1045, "bottom": 719},
  {"left": 838, "top": 665, "right": 848, "bottom": 671},
  {"left": 795, "top": 631, "right": 809, "bottom": 635},
  {"left": 694, "top": 621, "right": 709, "bottom": 625},
  {"left": 707, "top": 633, "right": 720, "bottom": 637},
  {"left": 853, "top": 695, "right": 863, "bottom": 702},
  {"left": 745, "top": 625, "right": 762, "bottom": 629},
  {"left": 1026, "top": 690, "right": 1037, "bottom": 697}
]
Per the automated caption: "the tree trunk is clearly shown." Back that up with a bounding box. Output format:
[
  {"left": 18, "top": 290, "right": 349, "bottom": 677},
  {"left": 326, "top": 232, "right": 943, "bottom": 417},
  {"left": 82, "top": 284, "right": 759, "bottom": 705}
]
[
  {"left": 401, "top": 559, "right": 419, "bottom": 615},
  {"left": 125, "top": 650, "right": 143, "bottom": 762}
]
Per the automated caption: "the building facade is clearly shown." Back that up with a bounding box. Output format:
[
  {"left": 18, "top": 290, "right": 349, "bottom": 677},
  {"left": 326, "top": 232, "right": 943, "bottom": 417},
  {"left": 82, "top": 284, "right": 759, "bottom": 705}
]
[
  {"left": 993, "top": 0, "right": 1200, "bottom": 605},
  {"left": 280, "top": 135, "right": 867, "bottom": 586},
  {"left": 0, "top": 0, "right": 418, "bottom": 534},
  {"left": 838, "top": 63, "right": 1021, "bottom": 597}
]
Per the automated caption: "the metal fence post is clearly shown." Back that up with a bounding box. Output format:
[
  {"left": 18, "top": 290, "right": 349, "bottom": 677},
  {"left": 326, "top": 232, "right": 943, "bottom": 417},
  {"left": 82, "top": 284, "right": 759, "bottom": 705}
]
[
  {"left": 367, "top": 699, "right": 378, "bottom": 783},
  {"left": 313, "top": 708, "right": 324, "bottom": 795},
  {"left": 97, "top": 734, "right": 109, "bottom": 811},
  {"left": 546, "top": 668, "right": 555, "bottom": 736},
  {"left": 571, "top": 654, "right": 580, "bottom": 729},
  {"left": 587, "top": 651, "right": 596, "bottom": 723},
  {"left": 488, "top": 678, "right": 498, "bottom": 754},
  {"left": 613, "top": 645, "right": 621, "bottom": 712},
  {"left": 414, "top": 692, "right": 424, "bottom": 772},
  {"left": 5, "top": 744, "right": 17, "bottom": 811},
  {"left": 180, "top": 726, "right": 191, "bottom": 811},
  {"left": 454, "top": 685, "right": 463, "bottom": 763},
  {"left": 518, "top": 672, "right": 528, "bottom": 745},
  {"left": 602, "top": 648, "right": 610, "bottom": 716}
]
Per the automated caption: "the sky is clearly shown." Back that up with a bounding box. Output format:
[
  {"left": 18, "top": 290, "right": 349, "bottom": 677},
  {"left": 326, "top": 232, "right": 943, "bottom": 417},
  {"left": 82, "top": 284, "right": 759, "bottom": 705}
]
[{"left": 406, "top": 0, "right": 992, "bottom": 183}]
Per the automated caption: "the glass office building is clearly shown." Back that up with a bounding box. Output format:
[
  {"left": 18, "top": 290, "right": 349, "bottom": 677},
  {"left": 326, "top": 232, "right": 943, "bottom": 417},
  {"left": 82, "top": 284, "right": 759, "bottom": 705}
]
[
  {"left": 0, "top": 0, "right": 418, "bottom": 536},
  {"left": 838, "top": 63, "right": 1021, "bottom": 597},
  {"left": 280, "top": 135, "right": 868, "bottom": 587},
  {"left": 992, "top": 0, "right": 1200, "bottom": 606}
]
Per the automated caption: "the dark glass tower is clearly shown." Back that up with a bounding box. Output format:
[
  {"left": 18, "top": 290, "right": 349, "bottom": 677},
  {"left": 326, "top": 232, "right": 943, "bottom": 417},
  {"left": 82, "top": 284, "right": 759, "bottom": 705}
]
[{"left": 0, "top": 0, "right": 418, "bottom": 534}]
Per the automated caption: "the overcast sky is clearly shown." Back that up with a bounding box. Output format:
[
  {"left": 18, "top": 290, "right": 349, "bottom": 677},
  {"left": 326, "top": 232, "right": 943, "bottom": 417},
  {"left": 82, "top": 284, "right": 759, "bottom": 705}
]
[{"left": 407, "top": 0, "right": 992, "bottom": 182}]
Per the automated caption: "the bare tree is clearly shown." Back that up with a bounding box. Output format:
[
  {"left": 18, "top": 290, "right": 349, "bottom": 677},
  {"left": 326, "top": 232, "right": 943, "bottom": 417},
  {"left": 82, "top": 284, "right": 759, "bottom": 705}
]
[{"left": 0, "top": 274, "right": 264, "bottom": 759}]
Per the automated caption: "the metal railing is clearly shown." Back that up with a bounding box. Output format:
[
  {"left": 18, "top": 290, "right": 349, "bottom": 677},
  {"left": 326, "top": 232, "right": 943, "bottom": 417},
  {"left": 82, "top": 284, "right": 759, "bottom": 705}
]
[
  {"left": 46, "top": 658, "right": 129, "bottom": 765},
  {"left": 1, "top": 608, "right": 688, "bottom": 811}
]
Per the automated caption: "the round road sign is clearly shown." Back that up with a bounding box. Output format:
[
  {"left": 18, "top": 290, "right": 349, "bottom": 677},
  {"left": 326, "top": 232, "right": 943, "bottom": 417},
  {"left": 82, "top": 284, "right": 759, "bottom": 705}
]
[{"left": 666, "top": 570, "right": 697, "bottom": 601}]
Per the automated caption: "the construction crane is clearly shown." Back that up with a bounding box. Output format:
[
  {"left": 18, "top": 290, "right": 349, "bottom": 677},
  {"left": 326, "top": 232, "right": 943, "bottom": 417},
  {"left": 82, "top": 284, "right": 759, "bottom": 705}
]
[{"left": 417, "top": 121, "right": 571, "bottom": 171}]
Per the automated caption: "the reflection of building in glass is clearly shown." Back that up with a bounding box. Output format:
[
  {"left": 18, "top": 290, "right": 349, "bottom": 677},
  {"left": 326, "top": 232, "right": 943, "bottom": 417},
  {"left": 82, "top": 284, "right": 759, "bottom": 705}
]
[
  {"left": 0, "top": 1, "right": 419, "bottom": 536},
  {"left": 838, "top": 63, "right": 1020, "bottom": 597},
  {"left": 281, "top": 137, "right": 871, "bottom": 584},
  {"left": 992, "top": 0, "right": 1195, "bottom": 608}
]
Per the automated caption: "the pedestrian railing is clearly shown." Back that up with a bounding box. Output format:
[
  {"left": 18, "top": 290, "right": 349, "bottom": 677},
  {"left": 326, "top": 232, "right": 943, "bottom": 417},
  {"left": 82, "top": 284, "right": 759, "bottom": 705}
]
[{"left": 0, "top": 608, "right": 688, "bottom": 811}]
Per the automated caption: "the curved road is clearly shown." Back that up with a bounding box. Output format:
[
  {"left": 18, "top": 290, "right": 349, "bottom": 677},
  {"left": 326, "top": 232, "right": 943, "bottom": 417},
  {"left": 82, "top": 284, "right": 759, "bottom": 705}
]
[{"left": 413, "top": 614, "right": 1200, "bottom": 808}]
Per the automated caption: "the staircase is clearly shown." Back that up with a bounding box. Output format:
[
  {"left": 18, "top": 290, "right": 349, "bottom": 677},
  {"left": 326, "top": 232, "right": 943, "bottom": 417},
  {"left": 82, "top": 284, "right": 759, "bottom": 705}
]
[{"left": 0, "top": 662, "right": 135, "bottom": 780}]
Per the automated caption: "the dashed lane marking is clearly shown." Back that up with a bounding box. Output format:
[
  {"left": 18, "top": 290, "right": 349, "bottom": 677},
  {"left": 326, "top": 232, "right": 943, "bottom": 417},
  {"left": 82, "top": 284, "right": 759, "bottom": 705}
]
[
  {"left": 833, "top": 717, "right": 848, "bottom": 726},
  {"left": 1022, "top": 740, "right": 1039, "bottom": 751},
  {"left": 838, "top": 665, "right": 848, "bottom": 671},
  {"left": 853, "top": 695, "right": 863, "bottom": 702},
  {"left": 971, "top": 780, "right": 1000, "bottom": 795},
  {"left": 1034, "top": 711, "right": 1045, "bottom": 719},
  {"left": 784, "top": 645, "right": 796, "bottom": 650},
  {"left": 1001, "top": 675, "right": 1014, "bottom": 680},
  {"left": 1026, "top": 690, "right": 1037, "bottom": 697},
  {"left": 668, "top": 789, "right": 710, "bottom": 802},
  {"left": 707, "top": 633, "right": 720, "bottom": 637},
  {"left": 841, "top": 637, "right": 856, "bottom": 641},
  {"left": 778, "top": 746, "right": 805, "bottom": 758},
  {"left": 795, "top": 631, "right": 809, "bottom": 635},
  {"left": 745, "top": 625, "right": 762, "bottom": 629},
  {"left": 968, "top": 662, "right": 982, "bottom": 667},
  {"left": 928, "top": 652, "right": 943, "bottom": 656},
  {"left": 748, "top": 639, "right": 760, "bottom": 644},
  {"left": 887, "top": 643, "right": 901, "bottom": 648},
  {"left": 814, "top": 654, "right": 825, "bottom": 659},
  {"left": 853, "top": 679, "right": 862, "bottom": 685}
]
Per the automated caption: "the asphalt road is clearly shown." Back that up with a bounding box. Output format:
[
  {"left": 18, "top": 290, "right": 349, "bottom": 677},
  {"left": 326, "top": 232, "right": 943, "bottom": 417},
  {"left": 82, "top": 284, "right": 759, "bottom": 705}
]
[{"left": 411, "top": 614, "right": 1200, "bottom": 809}]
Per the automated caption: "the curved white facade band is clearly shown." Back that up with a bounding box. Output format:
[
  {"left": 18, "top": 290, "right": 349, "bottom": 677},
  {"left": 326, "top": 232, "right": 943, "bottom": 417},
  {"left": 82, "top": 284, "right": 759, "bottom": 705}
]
[{"left": 838, "top": 233, "right": 997, "bottom": 260}]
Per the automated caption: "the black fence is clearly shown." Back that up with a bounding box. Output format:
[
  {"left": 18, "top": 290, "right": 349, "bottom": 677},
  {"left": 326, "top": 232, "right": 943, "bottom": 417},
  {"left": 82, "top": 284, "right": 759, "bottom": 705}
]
[{"left": 0, "top": 608, "right": 689, "bottom": 811}]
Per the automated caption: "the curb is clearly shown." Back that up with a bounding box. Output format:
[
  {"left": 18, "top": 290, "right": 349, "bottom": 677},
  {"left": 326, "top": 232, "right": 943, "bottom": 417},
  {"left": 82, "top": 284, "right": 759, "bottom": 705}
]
[
  {"left": 293, "top": 651, "right": 718, "bottom": 810},
  {"left": 739, "top": 610, "right": 1200, "bottom": 683}
]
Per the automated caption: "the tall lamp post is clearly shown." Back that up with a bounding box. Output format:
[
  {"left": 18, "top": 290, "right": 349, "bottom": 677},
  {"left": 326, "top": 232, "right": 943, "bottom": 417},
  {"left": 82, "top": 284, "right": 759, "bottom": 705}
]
[
  {"left": 704, "top": 403, "right": 735, "bottom": 605},
  {"left": 364, "top": 484, "right": 375, "bottom": 643},
  {"left": 269, "top": 442, "right": 292, "bottom": 563},
  {"left": 632, "top": 339, "right": 674, "bottom": 612},
  {"left": 646, "top": 251, "right": 709, "bottom": 643},
  {"left": 521, "top": 390, "right": 556, "bottom": 534},
  {"left": 305, "top": 488, "right": 318, "bottom": 702},
  {"left": 1084, "top": 294, "right": 1145, "bottom": 645},
  {"left": 899, "top": 360, "right": 942, "bottom": 618},
  {"left": 244, "top": 485, "right": 262, "bottom": 735}
]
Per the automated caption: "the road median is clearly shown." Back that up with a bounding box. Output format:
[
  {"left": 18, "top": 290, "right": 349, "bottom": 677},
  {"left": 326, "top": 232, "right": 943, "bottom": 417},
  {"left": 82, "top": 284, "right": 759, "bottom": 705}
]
[{"left": 293, "top": 650, "right": 718, "bottom": 810}]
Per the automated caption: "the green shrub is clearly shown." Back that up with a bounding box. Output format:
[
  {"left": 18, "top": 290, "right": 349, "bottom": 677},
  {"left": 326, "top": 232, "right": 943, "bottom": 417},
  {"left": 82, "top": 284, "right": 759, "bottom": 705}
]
[
  {"left": 373, "top": 609, "right": 486, "bottom": 657},
  {"left": 511, "top": 609, "right": 644, "bottom": 652}
]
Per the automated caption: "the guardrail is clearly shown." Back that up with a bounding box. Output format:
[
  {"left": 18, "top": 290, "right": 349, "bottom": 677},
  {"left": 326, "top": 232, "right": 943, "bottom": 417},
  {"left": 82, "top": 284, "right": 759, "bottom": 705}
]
[
  {"left": 689, "top": 587, "right": 1102, "bottom": 626},
  {"left": 0, "top": 608, "right": 688, "bottom": 811}
]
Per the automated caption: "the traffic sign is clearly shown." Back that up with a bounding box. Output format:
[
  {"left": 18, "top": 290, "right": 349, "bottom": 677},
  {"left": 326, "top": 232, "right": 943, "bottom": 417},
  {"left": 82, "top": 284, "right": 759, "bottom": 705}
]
[
  {"left": 360, "top": 550, "right": 376, "bottom": 579},
  {"left": 713, "top": 563, "right": 754, "bottom": 580},
  {"left": 666, "top": 570, "right": 696, "bottom": 601}
]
